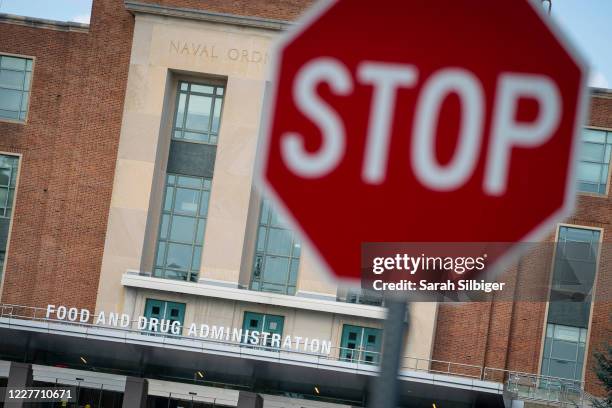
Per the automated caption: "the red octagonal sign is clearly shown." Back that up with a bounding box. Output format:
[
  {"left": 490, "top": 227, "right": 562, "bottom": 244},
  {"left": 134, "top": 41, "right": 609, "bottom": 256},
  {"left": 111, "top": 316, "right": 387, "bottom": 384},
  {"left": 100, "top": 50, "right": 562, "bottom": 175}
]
[{"left": 259, "top": 0, "right": 588, "bottom": 282}]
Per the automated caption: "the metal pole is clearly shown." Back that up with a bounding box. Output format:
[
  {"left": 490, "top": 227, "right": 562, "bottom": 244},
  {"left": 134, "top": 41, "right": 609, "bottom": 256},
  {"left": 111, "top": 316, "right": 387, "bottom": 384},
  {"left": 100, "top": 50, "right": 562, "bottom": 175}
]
[{"left": 367, "top": 297, "right": 409, "bottom": 408}]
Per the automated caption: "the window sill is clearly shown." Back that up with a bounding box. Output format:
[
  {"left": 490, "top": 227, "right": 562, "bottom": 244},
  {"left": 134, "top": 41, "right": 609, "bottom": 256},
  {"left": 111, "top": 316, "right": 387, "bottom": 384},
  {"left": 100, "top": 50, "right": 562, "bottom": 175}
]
[{"left": 122, "top": 271, "right": 387, "bottom": 319}]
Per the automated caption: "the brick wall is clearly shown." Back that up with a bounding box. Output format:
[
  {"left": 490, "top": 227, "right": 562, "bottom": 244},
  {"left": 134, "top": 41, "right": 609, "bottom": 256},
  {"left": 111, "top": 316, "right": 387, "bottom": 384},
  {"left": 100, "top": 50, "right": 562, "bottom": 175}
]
[
  {"left": 432, "top": 92, "right": 612, "bottom": 395},
  {"left": 0, "top": 0, "right": 133, "bottom": 312}
]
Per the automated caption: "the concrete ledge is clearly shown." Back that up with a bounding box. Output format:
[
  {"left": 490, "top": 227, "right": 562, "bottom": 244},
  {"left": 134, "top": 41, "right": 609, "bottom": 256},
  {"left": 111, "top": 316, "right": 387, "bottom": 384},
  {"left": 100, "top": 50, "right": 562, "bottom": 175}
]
[
  {"left": 124, "top": 1, "right": 292, "bottom": 31},
  {"left": 0, "top": 13, "right": 89, "bottom": 32},
  {"left": 122, "top": 272, "right": 387, "bottom": 319}
]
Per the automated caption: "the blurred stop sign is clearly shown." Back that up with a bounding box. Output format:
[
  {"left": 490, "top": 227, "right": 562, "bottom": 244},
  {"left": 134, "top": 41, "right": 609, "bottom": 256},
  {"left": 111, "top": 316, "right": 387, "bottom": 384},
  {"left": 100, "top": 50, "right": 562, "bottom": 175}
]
[{"left": 259, "top": 0, "right": 588, "bottom": 281}]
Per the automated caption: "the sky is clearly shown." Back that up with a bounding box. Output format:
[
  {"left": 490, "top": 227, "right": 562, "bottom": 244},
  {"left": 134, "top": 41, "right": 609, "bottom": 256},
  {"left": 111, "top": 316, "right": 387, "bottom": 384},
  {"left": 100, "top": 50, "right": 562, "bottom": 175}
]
[{"left": 0, "top": 0, "right": 609, "bottom": 88}]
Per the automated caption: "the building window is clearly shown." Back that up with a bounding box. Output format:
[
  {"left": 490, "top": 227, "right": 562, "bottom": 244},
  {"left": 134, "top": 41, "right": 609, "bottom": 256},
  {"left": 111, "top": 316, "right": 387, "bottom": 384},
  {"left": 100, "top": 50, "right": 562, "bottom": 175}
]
[
  {"left": 0, "top": 154, "right": 19, "bottom": 275},
  {"left": 541, "top": 323, "right": 587, "bottom": 381},
  {"left": 541, "top": 226, "right": 600, "bottom": 383},
  {"left": 173, "top": 81, "right": 224, "bottom": 145},
  {"left": 250, "top": 199, "right": 300, "bottom": 295},
  {"left": 143, "top": 299, "right": 186, "bottom": 334},
  {"left": 153, "top": 174, "right": 211, "bottom": 282},
  {"left": 242, "top": 311, "right": 284, "bottom": 347},
  {"left": 577, "top": 128, "right": 612, "bottom": 194},
  {"left": 0, "top": 55, "right": 33, "bottom": 122},
  {"left": 340, "top": 325, "right": 382, "bottom": 364},
  {"left": 337, "top": 288, "right": 384, "bottom": 306}
]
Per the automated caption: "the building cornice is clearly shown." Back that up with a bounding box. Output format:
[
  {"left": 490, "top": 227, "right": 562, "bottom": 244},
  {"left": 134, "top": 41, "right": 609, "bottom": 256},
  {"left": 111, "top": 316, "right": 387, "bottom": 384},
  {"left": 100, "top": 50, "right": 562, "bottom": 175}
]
[
  {"left": 0, "top": 13, "right": 89, "bottom": 33},
  {"left": 591, "top": 87, "right": 612, "bottom": 100},
  {"left": 124, "top": 1, "right": 293, "bottom": 31}
]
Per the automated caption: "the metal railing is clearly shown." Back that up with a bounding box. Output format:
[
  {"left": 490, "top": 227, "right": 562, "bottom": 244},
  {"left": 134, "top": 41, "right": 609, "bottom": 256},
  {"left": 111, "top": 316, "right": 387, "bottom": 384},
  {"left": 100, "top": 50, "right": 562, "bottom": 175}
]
[{"left": 484, "top": 368, "right": 599, "bottom": 407}]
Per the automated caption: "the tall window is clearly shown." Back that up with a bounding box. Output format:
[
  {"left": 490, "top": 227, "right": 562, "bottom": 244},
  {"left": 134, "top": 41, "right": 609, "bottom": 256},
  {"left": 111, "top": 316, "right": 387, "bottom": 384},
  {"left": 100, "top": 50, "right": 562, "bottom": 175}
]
[
  {"left": 0, "top": 55, "right": 33, "bottom": 122},
  {"left": 0, "top": 154, "right": 19, "bottom": 274},
  {"left": 173, "top": 81, "right": 224, "bottom": 144},
  {"left": 250, "top": 200, "right": 300, "bottom": 295},
  {"left": 542, "top": 226, "right": 600, "bottom": 382},
  {"left": 577, "top": 128, "right": 612, "bottom": 194},
  {"left": 154, "top": 80, "right": 224, "bottom": 282},
  {"left": 340, "top": 325, "right": 382, "bottom": 364},
  {"left": 154, "top": 174, "right": 211, "bottom": 282}
]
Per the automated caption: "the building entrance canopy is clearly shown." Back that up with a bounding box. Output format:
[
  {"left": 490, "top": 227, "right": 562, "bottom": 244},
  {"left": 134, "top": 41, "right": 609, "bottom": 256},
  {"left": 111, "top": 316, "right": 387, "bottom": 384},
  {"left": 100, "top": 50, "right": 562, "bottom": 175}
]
[{"left": 0, "top": 305, "right": 504, "bottom": 407}]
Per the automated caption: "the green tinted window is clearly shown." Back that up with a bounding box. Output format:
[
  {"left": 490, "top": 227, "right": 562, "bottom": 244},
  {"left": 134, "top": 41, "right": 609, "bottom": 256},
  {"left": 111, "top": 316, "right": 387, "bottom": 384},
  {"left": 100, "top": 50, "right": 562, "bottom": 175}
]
[
  {"left": 0, "top": 55, "right": 33, "bottom": 122},
  {"left": 250, "top": 199, "right": 300, "bottom": 296}
]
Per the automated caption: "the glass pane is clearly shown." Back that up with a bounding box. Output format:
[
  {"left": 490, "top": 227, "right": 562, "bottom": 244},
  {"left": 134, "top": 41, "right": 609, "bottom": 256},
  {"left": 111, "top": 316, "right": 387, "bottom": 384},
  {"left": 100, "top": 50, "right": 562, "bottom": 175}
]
[
  {"left": 165, "top": 243, "right": 192, "bottom": 270},
  {"left": 1, "top": 56, "right": 26, "bottom": 70},
  {"left": 215, "top": 87, "right": 224, "bottom": 96},
  {"left": 185, "top": 94, "right": 212, "bottom": 131},
  {"left": 583, "top": 129, "right": 606, "bottom": 143},
  {"left": 548, "top": 359, "right": 576, "bottom": 380},
  {"left": 0, "top": 88, "right": 22, "bottom": 111},
  {"left": 270, "top": 208, "right": 287, "bottom": 227},
  {"left": 199, "top": 190, "right": 210, "bottom": 216},
  {"left": 195, "top": 219, "right": 205, "bottom": 244},
  {"left": 543, "top": 337, "right": 552, "bottom": 357},
  {"left": 209, "top": 135, "right": 218, "bottom": 144},
  {"left": 288, "top": 261, "right": 299, "bottom": 286},
  {"left": 191, "top": 246, "right": 202, "bottom": 270},
  {"left": 183, "top": 131, "right": 208, "bottom": 143},
  {"left": 576, "top": 162, "right": 603, "bottom": 183},
  {"left": 581, "top": 142, "right": 605, "bottom": 162},
  {"left": 156, "top": 242, "right": 166, "bottom": 266},
  {"left": 267, "top": 228, "right": 293, "bottom": 256},
  {"left": 260, "top": 200, "right": 270, "bottom": 225},
  {"left": 256, "top": 226, "right": 267, "bottom": 252},
  {"left": 601, "top": 165, "right": 609, "bottom": 183},
  {"left": 211, "top": 98, "right": 222, "bottom": 133},
  {"left": 0, "top": 69, "right": 24, "bottom": 89},
  {"left": 24, "top": 72, "right": 31, "bottom": 89},
  {"left": 563, "top": 241, "right": 592, "bottom": 260},
  {"left": 173, "top": 130, "right": 183, "bottom": 139},
  {"left": 555, "top": 325, "right": 580, "bottom": 342},
  {"left": 605, "top": 145, "right": 611, "bottom": 163},
  {"left": 25, "top": 59, "right": 33, "bottom": 71},
  {"left": 180, "top": 82, "right": 188, "bottom": 91},
  {"left": 191, "top": 84, "right": 214, "bottom": 94},
  {"left": 159, "top": 214, "right": 169, "bottom": 239},
  {"left": 0, "top": 189, "right": 7, "bottom": 208},
  {"left": 292, "top": 241, "right": 301, "bottom": 258},
  {"left": 0, "top": 109, "right": 18, "bottom": 120},
  {"left": 551, "top": 340, "right": 578, "bottom": 360},
  {"left": 0, "top": 168, "right": 10, "bottom": 186},
  {"left": 177, "top": 175, "right": 202, "bottom": 189},
  {"left": 175, "top": 188, "right": 199, "bottom": 215},
  {"left": 203, "top": 179, "right": 212, "bottom": 190},
  {"left": 20, "top": 91, "right": 28, "bottom": 111},
  {"left": 577, "top": 344, "right": 585, "bottom": 363},
  {"left": 262, "top": 256, "right": 289, "bottom": 284},
  {"left": 169, "top": 215, "right": 196, "bottom": 243},
  {"left": 166, "top": 269, "right": 188, "bottom": 281},
  {"left": 167, "top": 174, "right": 176, "bottom": 185},
  {"left": 175, "top": 93, "right": 186, "bottom": 128},
  {"left": 163, "top": 186, "right": 174, "bottom": 211}
]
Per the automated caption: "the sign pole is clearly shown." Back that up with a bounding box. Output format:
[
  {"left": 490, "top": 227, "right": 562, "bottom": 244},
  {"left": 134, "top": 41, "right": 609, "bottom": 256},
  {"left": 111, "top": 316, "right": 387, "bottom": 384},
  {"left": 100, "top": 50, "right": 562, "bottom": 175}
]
[{"left": 368, "top": 298, "right": 409, "bottom": 408}]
